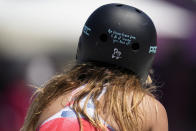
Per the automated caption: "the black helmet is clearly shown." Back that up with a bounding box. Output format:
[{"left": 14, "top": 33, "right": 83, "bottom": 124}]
[{"left": 76, "top": 3, "right": 157, "bottom": 82}]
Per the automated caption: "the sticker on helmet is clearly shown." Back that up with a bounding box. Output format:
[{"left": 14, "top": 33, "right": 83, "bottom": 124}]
[
  {"left": 149, "top": 46, "right": 157, "bottom": 54},
  {"left": 112, "top": 48, "right": 122, "bottom": 59},
  {"left": 108, "top": 29, "right": 136, "bottom": 46},
  {"left": 83, "top": 25, "right": 91, "bottom": 36}
]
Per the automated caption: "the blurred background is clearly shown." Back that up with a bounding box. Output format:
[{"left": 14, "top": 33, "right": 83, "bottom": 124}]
[{"left": 0, "top": 0, "right": 195, "bottom": 130}]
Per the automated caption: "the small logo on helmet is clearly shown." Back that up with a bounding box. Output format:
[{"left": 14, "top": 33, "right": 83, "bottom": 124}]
[
  {"left": 149, "top": 46, "right": 157, "bottom": 54},
  {"left": 112, "top": 48, "right": 122, "bottom": 59},
  {"left": 83, "top": 25, "right": 91, "bottom": 36}
]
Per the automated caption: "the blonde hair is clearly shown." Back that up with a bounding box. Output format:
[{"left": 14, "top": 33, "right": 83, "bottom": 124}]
[{"left": 21, "top": 62, "right": 155, "bottom": 131}]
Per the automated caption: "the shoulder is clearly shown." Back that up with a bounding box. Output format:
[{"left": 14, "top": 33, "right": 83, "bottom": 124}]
[
  {"left": 139, "top": 95, "right": 168, "bottom": 131},
  {"left": 37, "top": 93, "right": 72, "bottom": 128}
]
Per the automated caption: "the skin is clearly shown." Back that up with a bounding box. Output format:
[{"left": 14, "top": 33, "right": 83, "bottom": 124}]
[
  {"left": 37, "top": 92, "right": 73, "bottom": 128},
  {"left": 141, "top": 95, "right": 168, "bottom": 131},
  {"left": 37, "top": 93, "right": 168, "bottom": 131}
]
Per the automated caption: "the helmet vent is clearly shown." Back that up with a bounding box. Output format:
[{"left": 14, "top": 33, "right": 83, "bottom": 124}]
[
  {"left": 100, "top": 34, "right": 108, "bottom": 42},
  {"left": 116, "top": 4, "right": 123, "bottom": 7},
  {"left": 132, "top": 42, "right": 140, "bottom": 51},
  {"left": 135, "top": 8, "right": 142, "bottom": 13}
]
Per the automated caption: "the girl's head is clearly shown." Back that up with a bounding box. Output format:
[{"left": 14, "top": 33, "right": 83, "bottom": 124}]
[{"left": 21, "top": 3, "right": 157, "bottom": 131}]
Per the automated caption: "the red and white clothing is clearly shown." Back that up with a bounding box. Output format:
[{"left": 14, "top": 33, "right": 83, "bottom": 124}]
[{"left": 36, "top": 85, "right": 114, "bottom": 131}]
